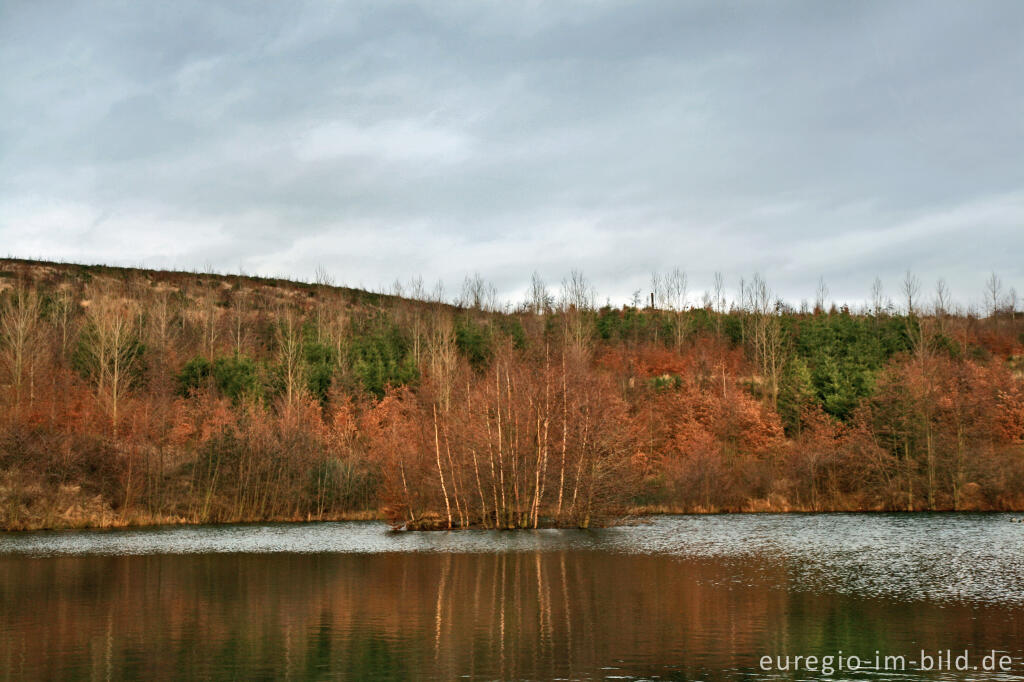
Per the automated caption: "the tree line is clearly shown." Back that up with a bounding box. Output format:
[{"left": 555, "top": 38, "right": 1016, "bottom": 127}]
[{"left": 0, "top": 259, "right": 1021, "bottom": 530}]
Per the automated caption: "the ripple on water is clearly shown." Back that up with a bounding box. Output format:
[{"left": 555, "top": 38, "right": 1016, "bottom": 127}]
[
  {"left": 2, "top": 513, "right": 1022, "bottom": 606},
  {"left": 609, "top": 513, "right": 1024, "bottom": 606}
]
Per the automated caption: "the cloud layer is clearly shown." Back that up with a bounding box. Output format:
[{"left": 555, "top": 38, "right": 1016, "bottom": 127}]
[{"left": 2, "top": 0, "right": 1022, "bottom": 308}]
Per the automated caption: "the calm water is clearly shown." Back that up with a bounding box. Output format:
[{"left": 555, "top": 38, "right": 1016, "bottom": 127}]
[{"left": 1, "top": 514, "right": 1023, "bottom": 680}]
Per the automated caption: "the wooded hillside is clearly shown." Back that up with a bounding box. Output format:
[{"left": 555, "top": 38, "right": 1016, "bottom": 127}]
[{"left": 1, "top": 259, "right": 1022, "bottom": 530}]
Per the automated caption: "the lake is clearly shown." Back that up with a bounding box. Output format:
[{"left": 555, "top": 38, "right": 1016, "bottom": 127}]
[{"left": 2, "top": 514, "right": 1023, "bottom": 680}]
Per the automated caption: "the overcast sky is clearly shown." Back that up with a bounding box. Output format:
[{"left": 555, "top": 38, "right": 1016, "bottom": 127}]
[{"left": 2, "top": 1, "right": 1022, "bottom": 308}]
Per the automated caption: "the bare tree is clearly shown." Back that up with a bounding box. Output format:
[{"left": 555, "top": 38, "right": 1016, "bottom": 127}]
[
  {"left": 230, "top": 288, "right": 250, "bottom": 355},
  {"left": 814, "top": 276, "right": 829, "bottom": 314},
  {"left": 146, "top": 287, "right": 175, "bottom": 355},
  {"left": 0, "top": 286, "right": 42, "bottom": 408},
  {"left": 432, "top": 404, "right": 453, "bottom": 529},
  {"left": 560, "top": 270, "right": 595, "bottom": 359},
  {"left": 934, "top": 278, "right": 952, "bottom": 335},
  {"left": 900, "top": 271, "right": 931, "bottom": 363},
  {"left": 711, "top": 271, "right": 723, "bottom": 314},
  {"left": 51, "top": 286, "right": 76, "bottom": 358},
  {"left": 747, "top": 274, "right": 785, "bottom": 407},
  {"left": 407, "top": 275, "right": 426, "bottom": 302},
  {"left": 403, "top": 276, "right": 427, "bottom": 368},
  {"left": 985, "top": 271, "right": 1002, "bottom": 327},
  {"left": 561, "top": 269, "right": 595, "bottom": 311},
  {"left": 527, "top": 272, "right": 551, "bottom": 315},
  {"left": 651, "top": 269, "right": 688, "bottom": 311},
  {"left": 314, "top": 264, "right": 335, "bottom": 288},
  {"left": 870, "top": 277, "right": 885, "bottom": 317},
  {"left": 933, "top": 278, "right": 951, "bottom": 315},
  {"left": 323, "top": 299, "right": 351, "bottom": 382},
  {"left": 430, "top": 279, "right": 446, "bottom": 304},
  {"left": 275, "top": 308, "right": 307, "bottom": 410},
  {"left": 200, "top": 292, "right": 221, "bottom": 359},
  {"left": 650, "top": 270, "right": 682, "bottom": 344},
  {"left": 666, "top": 268, "right": 690, "bottom": 349},
  {"left": 650, "top": 271, "right": 663, "bottom": 309},
  {"left": 902, "top": 270, "right": 921, "bottom": 316},
  {"left": 79, "top": 286, "right": 142, "bottom": 433},
  {"left": 428, "top": 312, "right": 458, "bottom": 412},
  {"left": 460, "top": 273, "right": 497, "bottom": 311}
]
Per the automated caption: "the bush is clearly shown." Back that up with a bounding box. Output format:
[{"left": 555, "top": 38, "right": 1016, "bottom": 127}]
[
  {"left": 456, "top": 318, "right": 493, "bottom": 369},
  {"left": 348, "top": 324, "right": 418, "bottom": 398},
  {"left": 497, "top": 316, "right": 528, "bottom": 350},
  {"left": 213, "top": 355, "right": 262, "bottom": 402},
  {"left": 303, "top": 342, "right": 336, "bottom": 402},
  {"left": 177, "top": 356, "right": 212, "bottom": 396}
]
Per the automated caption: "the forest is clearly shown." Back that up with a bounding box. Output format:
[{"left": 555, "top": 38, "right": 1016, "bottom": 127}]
[{"left": 0, "top": 258, "right": 1022, "bottom": 530}]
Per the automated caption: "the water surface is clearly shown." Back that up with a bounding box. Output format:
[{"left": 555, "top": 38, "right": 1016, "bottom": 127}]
[{"left": 2, "top": 514, "right": 1022, "bottom": 679}]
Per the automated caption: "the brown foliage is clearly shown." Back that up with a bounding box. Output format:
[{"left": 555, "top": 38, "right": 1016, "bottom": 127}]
[{"left": 1, "top": 258, "right": 1023, "bottom": 529}]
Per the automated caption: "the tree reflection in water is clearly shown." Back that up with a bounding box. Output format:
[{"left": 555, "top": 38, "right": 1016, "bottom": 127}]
[{"left": 2, "top": 548, "right": 1022, "bottom": 680}]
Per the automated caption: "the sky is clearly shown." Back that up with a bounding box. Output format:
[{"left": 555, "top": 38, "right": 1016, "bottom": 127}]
[{"left": 2, "top": 1, "right": 1022, "bottom": 309}]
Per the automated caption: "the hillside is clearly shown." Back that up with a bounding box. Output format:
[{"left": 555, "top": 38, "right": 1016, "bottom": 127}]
[{"left": 1, "top": 258, "right": 1022, "bottom": 530}]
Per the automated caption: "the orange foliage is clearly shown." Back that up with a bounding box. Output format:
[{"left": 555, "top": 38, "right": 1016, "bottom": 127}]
[{"left": 2, "top": 259, "right": 1024, "bottom": 529}]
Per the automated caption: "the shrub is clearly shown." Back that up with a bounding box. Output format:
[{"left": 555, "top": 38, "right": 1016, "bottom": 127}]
[
  {"left": 348, "top": 324, "right": 418, "bottom": 398},
  {"left": 177, "top": 356, "right": 212, "bottom": 396},
  {"left": 455, "top": 318, "right": 493, "bottom": 369},
  {"left": 213, "top": 355, "right": 262, "bottom": 402}
]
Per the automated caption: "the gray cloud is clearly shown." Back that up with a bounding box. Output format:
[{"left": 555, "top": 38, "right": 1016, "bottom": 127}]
[{"left": 2, "top": 0, "right": 1022, "bottom": 308}]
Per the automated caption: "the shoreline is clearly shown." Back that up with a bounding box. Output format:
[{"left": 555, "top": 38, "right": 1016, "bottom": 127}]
[{"left": 4, "top": 506, "right": 1022, "bottom": 534}]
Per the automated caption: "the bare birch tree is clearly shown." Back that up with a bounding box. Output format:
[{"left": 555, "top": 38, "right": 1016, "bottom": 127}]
[
  {"left": 79, "top": 286, "right": 141, "bottom": 433},
  {"left": 985, "top": 271, "right": 1002, "bottom": 328},
  {"left": 0, "top": 287, "right": 42, "bottom": 409},
  {"left": 560, "top": 270, "right": 595, "bottom": 360},
  {"left": 275, "top": 308, "right": 307, "bottom": 410}
]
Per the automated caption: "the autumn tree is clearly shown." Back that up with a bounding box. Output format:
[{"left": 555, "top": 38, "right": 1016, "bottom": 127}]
[
  {"left": 560, "top": 270, "right": 595, "bottom": 361},
  {"left": 75, "top": 285, "right": 143, "bottom": 434},
  {"left": 275, "top": 308, "right": 307, "bottom": 410},
  {"left": 0, "top": 286, "right": 43, "bottom": 410},
  {"left": 745, "top": 274, "right": 786, "bottom": 408}
]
